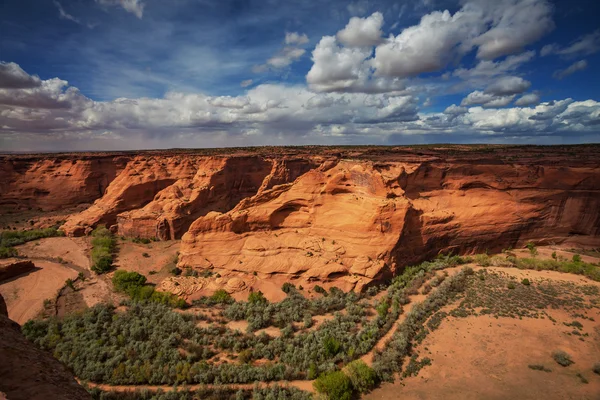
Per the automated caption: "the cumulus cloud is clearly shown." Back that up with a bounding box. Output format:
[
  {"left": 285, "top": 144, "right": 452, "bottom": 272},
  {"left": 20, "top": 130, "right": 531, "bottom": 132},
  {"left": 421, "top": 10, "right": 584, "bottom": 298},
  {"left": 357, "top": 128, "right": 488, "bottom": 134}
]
[
  {"left": 285, "top": 32, "right": 309, "bottom": 46},
  {"left": 553, "top": 60, "right": 588, "bottom": 80},
  {"left": 541, "top": 30, "right": 600, "bottom": 58},
  {"left": 307, "top": 0, "right": 552, "bottom": 94},
  {"left": 470, "top": 0, "right": 554, "bottom": 60},
  {"left": 485, "top": 76, "right": 531, "bottom": 96},
  {"left": 461, "top": 90, "right": 515, "bottom": 108},
  {"left": 444, "top": 104, "right": 469, "bottom": 115},
  {"left": 373, "top": 9, "right": 480, "bottom": 78},
  {"left": 514, "top": 93, "right": 540, "bottom": 106},
  {"left": 453, "top": 51, "right": 535, "bottom": 80},
  {"left": 2, "top": 62, "right": 599, "bottom": 150},
  {"left": 96, "top": 0, "right": 145, "bottom": 19},
  {"left": 337, "top": 12, "right": 384, "bottom": 47},
  {"left": 254, "top": 32, "right": 309, "bottom": 72},
  {"left": 0, "top": 62, "right": 42, "bottom": 89}
]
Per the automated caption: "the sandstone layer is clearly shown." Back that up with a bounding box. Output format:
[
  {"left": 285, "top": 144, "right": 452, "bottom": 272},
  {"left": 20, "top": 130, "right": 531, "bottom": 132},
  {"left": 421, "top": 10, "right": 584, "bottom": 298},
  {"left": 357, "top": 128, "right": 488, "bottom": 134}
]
[
  {"left": 2, "top": 146, "right": 599, "bottom": 289},
  {"left": 0, "top": 259, "right": 35, "bottom": 282}
]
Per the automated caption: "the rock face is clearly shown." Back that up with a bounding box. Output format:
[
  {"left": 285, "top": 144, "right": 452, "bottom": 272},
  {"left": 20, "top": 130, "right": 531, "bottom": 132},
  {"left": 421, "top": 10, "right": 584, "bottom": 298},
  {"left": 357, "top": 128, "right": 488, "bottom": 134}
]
[
  {"left": 0, "top": 259, "right": 36, "bottom": 282},
  {"left": 0, "top": 155, "right": 125, "bottom": 211},
  {"left": 2, "top": 146, "right": 599, "bottom": 289},
  {"left": 0, "top": 294, "right": 91, "bottom": 400}
]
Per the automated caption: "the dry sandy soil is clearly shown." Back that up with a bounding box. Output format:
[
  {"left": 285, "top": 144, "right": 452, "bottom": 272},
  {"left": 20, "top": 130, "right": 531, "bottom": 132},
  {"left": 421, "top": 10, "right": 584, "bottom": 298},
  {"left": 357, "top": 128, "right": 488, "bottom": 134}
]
[
  {"left": 0, "top": 259, "right": 78, "bottom": 324},
  {"left": 114, "top": 239, "right": 180, "bottom": 284},
  {"left": 365, "top": 266, "right": 600, "bottom": 400},
  {"left": 17, "top": 236, "right": 90, "bottom": 268}
]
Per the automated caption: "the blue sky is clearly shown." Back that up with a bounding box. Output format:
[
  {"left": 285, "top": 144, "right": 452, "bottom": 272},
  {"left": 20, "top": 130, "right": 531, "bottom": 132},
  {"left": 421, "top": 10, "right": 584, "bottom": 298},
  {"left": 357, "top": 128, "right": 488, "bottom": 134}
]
[{"left": 1, "top": 0, "right": 599, "bottom": 151}]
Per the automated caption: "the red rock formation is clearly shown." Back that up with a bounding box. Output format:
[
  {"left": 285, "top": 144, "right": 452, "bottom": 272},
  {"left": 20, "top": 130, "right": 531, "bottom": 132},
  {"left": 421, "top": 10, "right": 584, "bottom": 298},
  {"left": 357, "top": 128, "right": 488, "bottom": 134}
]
[
  {"left": 0, "top": 155, "right": 125, "bottom": 211},
  {"left": 3, "top": 146, "right": 599, "bottom": 289},
  {"left": 0, "top": 259, "right": 36, "bottom": 282},
  {"left": 0, "top": 294, "right": 91, "bottom": 400}
]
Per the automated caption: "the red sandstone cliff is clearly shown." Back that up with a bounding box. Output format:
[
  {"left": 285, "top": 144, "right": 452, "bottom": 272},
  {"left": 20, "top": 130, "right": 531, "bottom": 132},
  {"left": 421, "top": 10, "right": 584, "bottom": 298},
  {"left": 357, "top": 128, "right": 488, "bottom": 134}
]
[{"left": 1, "top": 146, "right": 599, "bottom": 288}]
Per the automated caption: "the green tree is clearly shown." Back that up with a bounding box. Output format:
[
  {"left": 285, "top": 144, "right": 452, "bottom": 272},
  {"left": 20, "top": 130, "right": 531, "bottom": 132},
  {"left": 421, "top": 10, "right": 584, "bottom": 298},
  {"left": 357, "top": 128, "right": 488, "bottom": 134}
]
[
  {"left": 345, "top": 360, "right": 377, "bottom": 393},
  {"left": 314, "top": 370, "right": 353, "bottom": 400}
]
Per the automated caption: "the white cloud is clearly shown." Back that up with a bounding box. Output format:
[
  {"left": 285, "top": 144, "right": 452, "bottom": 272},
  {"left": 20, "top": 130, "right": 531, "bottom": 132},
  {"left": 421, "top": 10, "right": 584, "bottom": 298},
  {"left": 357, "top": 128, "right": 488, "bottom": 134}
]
[
  {"left": 96, "top": 0, "right": 145, "bottom": 19},
  {"left": 553, "top": 60, "right": 588, "bottom": 80},
  {"left": 514, "top": 93, "right": 540, "bottom": 106},
  {"left": 461, "top": 90, "right": 515, "bottom": 108},
  {"left": 306, "top": 0, "right": 551, "bottom": 94},
  {"left": 373, "top": 9, "right": 481, "bottom": 78},
  {"left": 285, "top": 32, "right": 309, "bottom": 46},
  {"left": 453, "top": 51, "right": 535, "bottom": 80},
  {"left": 485, "top": 76, "right": 531, "bottom": 96},
  {"left": 254, "top": 32, "right": 309, "bottom": 72},
  {"left": 470, "top": 0, "right": 554, "bottom": 60},
  {"left": 0, "top": 62, "right": 42, "bottom": 89},
  {"left": 2, "top": 62, "right": 599, "bottom": 150},
  {"left": 444, "top": 104, "right": 468, "bottom": 115},
  {"left": 53, "top": 1, "right": 81, "bottom": 24},
  {"left": 542, "top": 30, "right": 600, "bottom": 58},
  {"left": 337, "top": 12, "right": 384, "bottom": 47},
  {"left": 240, "top": 79, "right": 253, "bottom": 88}
]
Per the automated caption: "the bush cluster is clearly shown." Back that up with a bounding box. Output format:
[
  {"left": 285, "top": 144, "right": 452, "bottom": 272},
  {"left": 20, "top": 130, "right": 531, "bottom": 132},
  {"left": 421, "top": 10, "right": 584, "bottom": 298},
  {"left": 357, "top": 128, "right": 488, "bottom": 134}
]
[
  {"left": 91, "top": 227, "right": 116, "bottom": 274},
  {"left": 112, "top": 270, "right": 186, "bottom": 308}
]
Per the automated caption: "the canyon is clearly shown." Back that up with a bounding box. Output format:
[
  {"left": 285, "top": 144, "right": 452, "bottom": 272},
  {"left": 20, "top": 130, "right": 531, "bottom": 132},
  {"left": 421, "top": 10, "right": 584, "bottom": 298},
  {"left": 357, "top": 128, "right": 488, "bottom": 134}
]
[{"left": 1, "top": 146, "right": 599, "bottom": 292}]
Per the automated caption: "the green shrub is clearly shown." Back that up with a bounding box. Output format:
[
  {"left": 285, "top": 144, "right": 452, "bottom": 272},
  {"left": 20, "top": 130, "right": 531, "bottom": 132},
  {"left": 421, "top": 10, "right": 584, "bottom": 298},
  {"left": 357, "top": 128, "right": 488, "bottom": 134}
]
[
  {"left": 576, "top": 372, "right": 588, "bottom": 384},
  {"left": 0, "top": 246, "right": 18, "bottom": 258},
  {"left": 313, "top": 285, "right": 327, "bottom": 296},
  {"left": 552, "top": 351, "right": 574, "bottom": 367},
  {"left": 474, "top": 254, "right": 490, "bottom": 267},
  {"left": 375, "top": 299, "right": 389, "bottom": 319},
  {"left": 324, "top": 336, "right": 341, "bottom": 357},
  {"left": 572, "top": 254, "right": 582, "bottom": 262},
  {"left": 507, "top": 282, "right": 516, "bottom": 289},
  {"left": 211, "top": 289, "right": 233, "bottom": 304},
  {"left": 521, "top": 278, "right": 530, "bottom": 286},
  {"left": 314, "top": 370, "right": 353, "bottom": 400},
  {"left": 526, "top": 242, "right": 538, "bottom": 256},
  {"left": 112, "top": 270, "right": 147, "bottom": 293},
  {"left": 90, "top": 227, "right": 116, "bottom": 274},
  {"left": 528, "top": 364, "right": 552, "bottom": 372},
  {"left": 282, "top": 282, "right": 295, "bottom": 294},
  {"left": 248, "top": 291, "right": 267, "bottom": 305},
  {"left": 345, "top": 360, "right": 377, "bottom": 393}
]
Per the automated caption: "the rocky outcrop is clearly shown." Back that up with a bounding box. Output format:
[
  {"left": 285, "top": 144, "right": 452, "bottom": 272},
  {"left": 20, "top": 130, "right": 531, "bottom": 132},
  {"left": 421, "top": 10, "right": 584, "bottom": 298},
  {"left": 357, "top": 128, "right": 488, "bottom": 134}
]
[
  {"left": 0, "top": 294, "right": 91, "bottom": 400},
  {"left": 3, "top": 146, "right": 599, "bottom": 289},
  {"left": 0, "top": 259, "right": 36, "bottom": 282},
  {"left": 0, "top": 155, "right": 126, "bottom": 211},
  {"left": 179, "top": 148, "right": 600, "bottom": 290}
]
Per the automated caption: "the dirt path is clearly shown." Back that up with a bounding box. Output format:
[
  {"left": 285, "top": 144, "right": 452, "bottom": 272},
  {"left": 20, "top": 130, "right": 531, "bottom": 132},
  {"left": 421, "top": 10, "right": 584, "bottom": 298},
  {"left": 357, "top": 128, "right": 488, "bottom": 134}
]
[
  {"left": 83, "top": 379, "right": 314, "bottom": 393},
  {"left": 0, "top": 260, "right": 78, "bottom": 324}
]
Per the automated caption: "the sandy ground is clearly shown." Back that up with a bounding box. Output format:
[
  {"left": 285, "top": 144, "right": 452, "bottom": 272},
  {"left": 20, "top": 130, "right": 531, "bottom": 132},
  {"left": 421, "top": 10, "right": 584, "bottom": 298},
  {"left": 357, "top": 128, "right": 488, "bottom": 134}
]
[
  {"left": 365, "top": 311, "right": 600, "bottom": 400},
  {"left": 114, "top": 240, "right": 180, "bottom": 284},
  {"left": 0, "top": 260, "right": 78, "bottom": 324},
  {"left": 17, "top": 237, "right": 90, "bottom": 269},
  {"left": 364, "top": 263, "right": 600, "bottom": 400}
]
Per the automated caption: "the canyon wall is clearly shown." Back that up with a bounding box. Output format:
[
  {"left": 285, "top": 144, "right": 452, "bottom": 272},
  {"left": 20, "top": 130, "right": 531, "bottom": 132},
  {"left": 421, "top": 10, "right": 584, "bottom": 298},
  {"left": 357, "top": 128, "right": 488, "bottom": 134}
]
[{"left": 1, "top": 146, "right": 599, "bottom": 288}]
